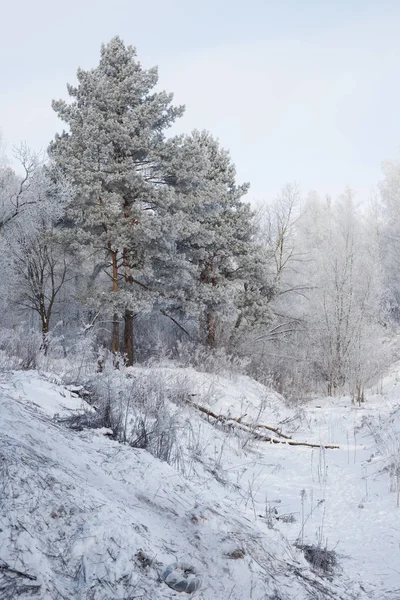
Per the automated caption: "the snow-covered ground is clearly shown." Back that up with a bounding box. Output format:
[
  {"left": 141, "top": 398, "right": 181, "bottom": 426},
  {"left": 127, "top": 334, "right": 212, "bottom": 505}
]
[{"left": 0, "top": 366, "right": 399, "bottom": 599}]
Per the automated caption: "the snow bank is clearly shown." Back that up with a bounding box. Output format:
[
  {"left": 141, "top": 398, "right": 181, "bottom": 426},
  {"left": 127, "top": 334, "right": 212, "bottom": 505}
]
[{"left": 0, "top": 369, "right": 375, "bottom": 599}]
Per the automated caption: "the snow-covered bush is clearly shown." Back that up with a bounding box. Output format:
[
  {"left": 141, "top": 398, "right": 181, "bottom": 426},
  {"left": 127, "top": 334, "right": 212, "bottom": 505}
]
[
  {"left": 368, "top": 408, "right": 400, "bottom": 506},
  {"left": 73, "top": 367, "right": 190, "bottom": 467},
  {"left": 0, "top": 326, "right": 42, "bottom": 371},
  {"left": 174, "top": 340, "right": 251, "bottom": 379},
  {"left": 295, "top": 543, "right": 338, "bottom": 576},
  {"left": 38, "top": 334, "right": 99, "bottom": 383}
]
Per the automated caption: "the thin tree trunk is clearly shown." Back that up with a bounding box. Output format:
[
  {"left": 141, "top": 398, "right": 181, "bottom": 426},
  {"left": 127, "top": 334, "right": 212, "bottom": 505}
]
[
  {"left": 207, "top": 310, "right": 216, "bottom": 348},
  {"left": 124, "top": 308, "right": 134, "bottom": 366},
  {"left": 39, "top": 295, "right": 49, "bottom": 355},
  {"left": 200, "top": 259, "right": 217, "bottom": 348},
  {"left": 41, "top": 319, "right": 49, "bottom": 356},
  {"left": 112, "top": 314, "right": 119, "bottom": 358}
]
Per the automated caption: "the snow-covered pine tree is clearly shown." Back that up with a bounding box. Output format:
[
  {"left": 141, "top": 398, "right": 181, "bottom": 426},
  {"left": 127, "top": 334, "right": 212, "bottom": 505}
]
[
  {"left": 49, "top": 36, "right": 184, "bottom": 364},
  {"left": 163, "top": 130, "right": 264, "bottom": 347}
]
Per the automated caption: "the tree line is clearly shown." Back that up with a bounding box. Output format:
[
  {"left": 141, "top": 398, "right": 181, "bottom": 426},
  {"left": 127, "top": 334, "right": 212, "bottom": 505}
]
[{"left": 0, "top": 36, "right": 398, "bottom": 400}]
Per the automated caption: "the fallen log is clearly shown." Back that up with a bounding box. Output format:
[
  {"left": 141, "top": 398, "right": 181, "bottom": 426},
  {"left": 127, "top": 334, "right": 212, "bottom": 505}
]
[
  {"left": 185, "top": 399, "right": 339, "bottom": 450},
  {"left": 247, "top": 421, "right": 292, "bottom": 440},
  {"left": 185, "top": 400, "right": 291, "bottom": 439},
  {"left": 235, "top": 422, "right": 339, "bottom": 449}
]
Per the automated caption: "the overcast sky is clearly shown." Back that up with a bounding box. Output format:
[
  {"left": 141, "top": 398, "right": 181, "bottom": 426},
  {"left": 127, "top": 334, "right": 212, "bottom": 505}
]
[{"left": 1, "top": 0, "right": 400, "bottom": 203}]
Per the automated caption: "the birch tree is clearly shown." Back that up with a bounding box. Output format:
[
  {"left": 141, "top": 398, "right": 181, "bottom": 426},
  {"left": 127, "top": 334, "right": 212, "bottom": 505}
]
[
  {"left": 379, "top": 159, "right": 400, "bottom": 320},
  {"left": 300, "top": 190, "right": 385, "bottom": 397},
  {"left": 0, "top": 145, "right": 38, "bottom": 231},
  {"left": 0, "top": 159, "right": 72, "bottom": 352}
]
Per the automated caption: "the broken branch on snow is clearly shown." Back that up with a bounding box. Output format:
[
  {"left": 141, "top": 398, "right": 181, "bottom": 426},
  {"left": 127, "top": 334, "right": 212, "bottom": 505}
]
[{"left": 186, "top": 399, "right": 339, "bottom": 449}]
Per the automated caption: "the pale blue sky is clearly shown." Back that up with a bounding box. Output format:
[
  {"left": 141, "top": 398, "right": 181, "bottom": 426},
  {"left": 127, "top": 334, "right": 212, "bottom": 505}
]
[{"left": 1, "top": 0, "right": 400, "bottom": 202}]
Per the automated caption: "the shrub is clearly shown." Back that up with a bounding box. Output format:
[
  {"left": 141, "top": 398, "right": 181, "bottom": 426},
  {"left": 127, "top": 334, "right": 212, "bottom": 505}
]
[
  {"left": 296, "top": 543, "right": 338, "bottom": 576},
  {"left": 66, "top": 367, "right": 189, "bottom": 469},
  {"left": 0, "top": 326, "right": 42, "bottom": 371}
]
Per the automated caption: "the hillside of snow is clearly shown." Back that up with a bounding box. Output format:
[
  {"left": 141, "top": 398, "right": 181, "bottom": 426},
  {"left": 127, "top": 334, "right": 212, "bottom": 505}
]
[{"left": 0, "top": 366, "right": 400, "bottom": 599}]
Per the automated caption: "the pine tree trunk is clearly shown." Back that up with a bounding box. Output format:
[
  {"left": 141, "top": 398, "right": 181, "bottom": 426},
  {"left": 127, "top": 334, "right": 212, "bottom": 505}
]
[
  {"left": 110, "top": 249, "right": 119, "bottom": 359},
  {"left": 112, "top": 314, "right": 119, "bottom": 358},
  {"left": 124, "top": 308, "right": 134, "bottom": 366},
  {"left": 206, "top": 310, "right": 216, "bottom": 348},
  {"left": 122, "top": 243, "right": 136, "bottom": 366}
]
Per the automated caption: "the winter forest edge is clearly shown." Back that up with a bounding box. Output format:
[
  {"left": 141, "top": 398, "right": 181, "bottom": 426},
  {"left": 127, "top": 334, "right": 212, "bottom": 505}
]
[
  {"left": 1, "top": 36, "right": 397, "bottom": 402},
  {"left": 2, "top": 34, "right": 400, "bottom": 600}
]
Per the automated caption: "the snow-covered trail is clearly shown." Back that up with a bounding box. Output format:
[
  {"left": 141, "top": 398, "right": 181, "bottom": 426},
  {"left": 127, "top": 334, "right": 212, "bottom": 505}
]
[
  {"left": 137, "top": 365, "right": 400, "bottom": 599},
  {"left": 215, "top": 391, "right": 400, "bottom": 600},
  {"left": 250, "top": 421, "right": 400, "bottom": 598}
]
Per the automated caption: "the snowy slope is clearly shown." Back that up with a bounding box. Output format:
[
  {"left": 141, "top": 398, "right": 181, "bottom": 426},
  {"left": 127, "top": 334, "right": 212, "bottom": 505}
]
[
  {"left": 155, "top": 365, "right": 400, "bottom": 599},
  {"left": 0, "top": 368, "right": 399, "bottom": 599}
]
